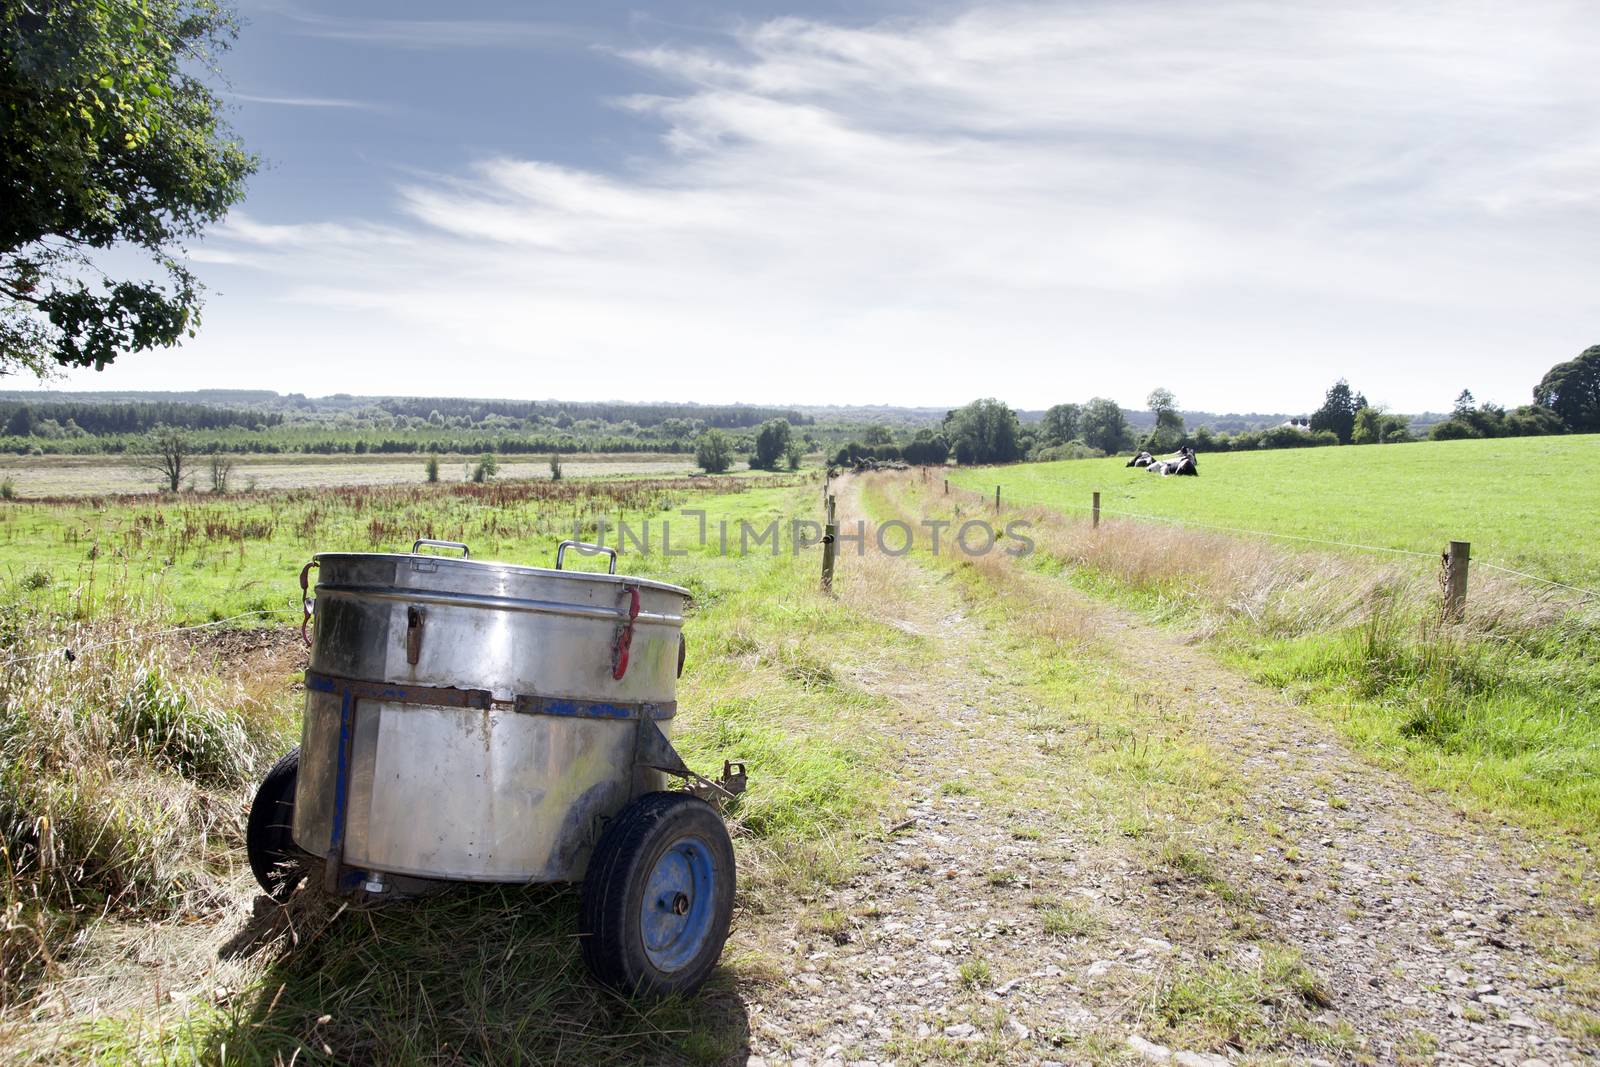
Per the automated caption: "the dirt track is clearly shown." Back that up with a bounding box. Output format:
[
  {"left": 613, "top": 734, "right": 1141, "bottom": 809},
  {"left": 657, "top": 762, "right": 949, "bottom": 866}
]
[{"left": 734, "top": 478, "right": 1595, "bottom": 1066}]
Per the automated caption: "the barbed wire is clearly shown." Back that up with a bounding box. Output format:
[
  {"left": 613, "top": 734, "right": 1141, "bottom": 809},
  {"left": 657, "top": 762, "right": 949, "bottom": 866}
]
[
  {"left": 1471, "top": 561, "right": 1600, "bottom": 601},
  {"left": 985, "top": 489, "right": 1440, "bottom": 559},
  {"left": 946, "top": 482, "right": 1600, "bottom": 601}
]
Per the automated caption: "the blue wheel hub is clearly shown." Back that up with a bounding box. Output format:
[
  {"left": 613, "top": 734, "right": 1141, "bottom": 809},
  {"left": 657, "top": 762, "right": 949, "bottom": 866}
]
[{"left": 640, "top": 836, "right": 717, "bottom": 972}]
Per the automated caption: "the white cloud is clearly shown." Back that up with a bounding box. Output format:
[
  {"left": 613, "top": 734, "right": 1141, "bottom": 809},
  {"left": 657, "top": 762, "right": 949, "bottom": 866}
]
[
  {"left": 229, "top": 93, "right": 378, "bottom": 110},
  {"left": 106, "top": 1, "right": 1600, "bottom": 410}
]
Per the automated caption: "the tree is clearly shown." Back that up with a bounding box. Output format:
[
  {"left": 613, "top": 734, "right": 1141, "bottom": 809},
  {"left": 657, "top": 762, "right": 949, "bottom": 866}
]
[
  {"left": 902, "top": 428, "right": 949, "bottom": 466},
  {"left": 4, "top": 404, "right": 34, "bottom": 436},
  {"left": 1534, "top": 345, "right": 1600, "bottom": 432},
  {"left": 1040, "top": 403, "right": 1080, "bottom": 446},
  {"left": 1504, "top": 404, "right": 1566, "bottom": 437},
  {"left": 784, "top": 440, "right": 805, "bottom": 471},
  {"left": 1309, "top": 380, "right": 1364, "bottom": 444},
  {"left": 471, "top": 452, "right": 497, "bottom": 482},
  {"left": 1144, "top": 388, "right": 1184, "bottom": 450},
  {"left": 1453, "top": 390, "right": 1476, "bottom": 417},
  {"left": 207, "top": 452, "right": 232, "bottom": 493},
  {"left": 1352, "top": 406, "right": 1412, "bottom": 444},
  {"left": 749, "top": 419, "right": 792, "bottom": 471},
  {"left": 943, "top": 398, "right": 1022, "bottom": 465},
  {"left": 2, "top": 0, "right": 256, "bottom": 376},
  {"left": 694, "top": 428, "right": 733, "bottom": 474},
  {"left": 862, "top": 423, "right": 895, "bottom": 446},
  {"left": 1079, "top": 397, "right": 1131, "bottom": 454},
  {"left": 548, "top": 453, "right": 562, "bottom": 481},
  {"left": 424, "top": 455, "right": 440, "bottom": 482},
  {"left": 140, "top": 427, "right": 189, "bottom": 491}
]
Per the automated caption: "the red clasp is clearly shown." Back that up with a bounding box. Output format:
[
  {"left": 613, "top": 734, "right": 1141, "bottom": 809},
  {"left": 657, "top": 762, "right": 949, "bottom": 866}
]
[{"left": 612, "top": 585, "right": 640, "bottom": 680}]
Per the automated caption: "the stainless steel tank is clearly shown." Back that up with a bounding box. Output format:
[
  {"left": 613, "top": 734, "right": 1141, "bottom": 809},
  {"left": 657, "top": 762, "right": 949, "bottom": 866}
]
[{"left": 292, "top": 540, "right": 693, "bottom": 885}]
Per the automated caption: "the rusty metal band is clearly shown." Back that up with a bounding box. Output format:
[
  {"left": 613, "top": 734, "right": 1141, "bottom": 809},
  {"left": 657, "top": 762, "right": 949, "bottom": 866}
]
[
  {"left": 303, "top": 671, "right": 674, "bottom": 720},
  {"left": 303, "top": 670, "right": 493, "bottom": 710}
]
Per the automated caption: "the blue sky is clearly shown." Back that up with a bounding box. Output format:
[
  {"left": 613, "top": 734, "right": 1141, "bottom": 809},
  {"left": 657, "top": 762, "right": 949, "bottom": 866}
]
[{"left": 29, "top": 0, "right": 1600, "bottom": 412}]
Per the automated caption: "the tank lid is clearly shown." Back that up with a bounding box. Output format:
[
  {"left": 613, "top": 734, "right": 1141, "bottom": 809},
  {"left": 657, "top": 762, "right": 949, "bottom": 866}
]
[{"left": 311, "top": 552, "right": 692, "bottom": 599}]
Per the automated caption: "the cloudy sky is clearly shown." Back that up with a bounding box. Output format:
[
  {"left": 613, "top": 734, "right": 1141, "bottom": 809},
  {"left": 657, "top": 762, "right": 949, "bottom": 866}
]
[{"left": 31, "top": 0, "right": 1600, "bottom": 412}]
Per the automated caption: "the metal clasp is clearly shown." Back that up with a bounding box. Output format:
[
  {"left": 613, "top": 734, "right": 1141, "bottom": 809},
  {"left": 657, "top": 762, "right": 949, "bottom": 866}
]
[{"left": 406, "top": 607, "right": 425, "bottom": 665}]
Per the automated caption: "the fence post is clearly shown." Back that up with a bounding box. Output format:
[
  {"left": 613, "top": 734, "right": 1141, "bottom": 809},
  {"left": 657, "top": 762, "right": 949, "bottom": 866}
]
[
  {"left": 1092, "top": 491, "right": 1101, "bottom": 529},
  {"left": 943, "top": 479, "right": 948, "bottom": 495},
  {"left": 1444, "top": 540, "right": 1470, "bottom": 621},
  {"left": 995, "top": 485, "right": 1000, "bottom": 512},
  {"left": 826, "top": 494, "right": 836, "bottom": 526},
  {"left": 821, "top": 522, "right": 837, "bottom": 593}
]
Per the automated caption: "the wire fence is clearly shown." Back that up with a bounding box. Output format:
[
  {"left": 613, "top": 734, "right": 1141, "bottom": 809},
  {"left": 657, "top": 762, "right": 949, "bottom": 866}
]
[{"left": 939, "top": 478, "right": 1600, "bottom": 603}]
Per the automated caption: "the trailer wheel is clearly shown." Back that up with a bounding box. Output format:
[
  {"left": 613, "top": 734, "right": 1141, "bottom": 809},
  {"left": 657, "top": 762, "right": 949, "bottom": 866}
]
[
  {"left": 246, "top": 747, "right": 305, "bottom": 902},
  {"left": 579, "top": 791, "right": 734, "bottom": 996}
]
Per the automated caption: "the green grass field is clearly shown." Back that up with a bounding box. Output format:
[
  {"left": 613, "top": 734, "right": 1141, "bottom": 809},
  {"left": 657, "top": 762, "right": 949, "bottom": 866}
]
[
  {"left": 0, "top": 474, "right": 797, "bottom": 625},
  {"left": 950, "top": 435, "right": 1600, "bottom": 588}
]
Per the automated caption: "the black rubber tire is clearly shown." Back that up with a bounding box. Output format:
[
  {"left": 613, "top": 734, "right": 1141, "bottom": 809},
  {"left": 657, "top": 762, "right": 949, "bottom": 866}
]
[
  {"left": 246, "top": 747, "right": 305, "bottom": 902},
  {"left": 579, "top": 792, "right": 735, "bottom": 997}
]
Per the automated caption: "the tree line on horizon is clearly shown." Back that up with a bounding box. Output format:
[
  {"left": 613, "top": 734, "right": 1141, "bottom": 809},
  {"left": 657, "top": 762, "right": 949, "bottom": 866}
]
[
  {"left": 820, "top": 345, "right": 1600, "bottom": 470},
  {"left": 2, "top": 346, "right": 1592, "bottom": 471}
]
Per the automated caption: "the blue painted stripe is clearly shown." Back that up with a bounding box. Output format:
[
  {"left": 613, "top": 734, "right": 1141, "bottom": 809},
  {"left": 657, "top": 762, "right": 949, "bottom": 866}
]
[
  {"left": 329, "top": 689, "right": 354, "bottom": 858},
  {"left": 541, "top": 699, "right": 633, "bottom": 719}
]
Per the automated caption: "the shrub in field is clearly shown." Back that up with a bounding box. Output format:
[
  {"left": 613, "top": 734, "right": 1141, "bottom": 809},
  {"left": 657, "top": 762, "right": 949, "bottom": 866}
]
[
  {"left": 1032, "top": 442, "right": 1104, "bottom": 462},
  {"left": 424, "top": 455, "right": 440, "bottom": 482},
  {"left": 694, "top": 428, "right": 733, "bottom": 473}
]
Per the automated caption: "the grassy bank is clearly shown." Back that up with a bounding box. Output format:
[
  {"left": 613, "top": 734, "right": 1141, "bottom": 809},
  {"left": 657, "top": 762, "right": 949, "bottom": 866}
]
[{"left": 0, "top": 477, "right": 922, "bottom": 1064}]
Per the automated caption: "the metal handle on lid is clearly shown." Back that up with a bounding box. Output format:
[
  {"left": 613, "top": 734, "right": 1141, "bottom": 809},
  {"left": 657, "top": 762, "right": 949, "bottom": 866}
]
[
  {"left": 556, "top": 540, "right": 618, "bottom": 574},
  {"left": 413, "top": 539, "right": 470, "bottom": 558}
]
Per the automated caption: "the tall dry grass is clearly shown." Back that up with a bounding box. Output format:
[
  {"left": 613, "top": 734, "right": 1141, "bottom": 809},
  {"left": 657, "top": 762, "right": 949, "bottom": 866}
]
[{"left": 0, "top": 605, "right": 291, "bottom": 1005}]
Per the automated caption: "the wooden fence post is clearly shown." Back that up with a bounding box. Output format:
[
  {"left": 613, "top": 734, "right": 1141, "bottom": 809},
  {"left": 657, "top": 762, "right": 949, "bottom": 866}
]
[
  {"left": 1444, "top": 540, "right": 1470, "bottom": 621},
  {"left": 1092, "top": 491, "right": 1101, "bottom": 529},
  {"left": 943, "top": 479, "right": 948, "bottom": 495},
  {"left": 821, "top": 522, "right": 837, "bottom": 593},
  {"left": 995, "top": 485, "right": 1000, "bottom": 512}
]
